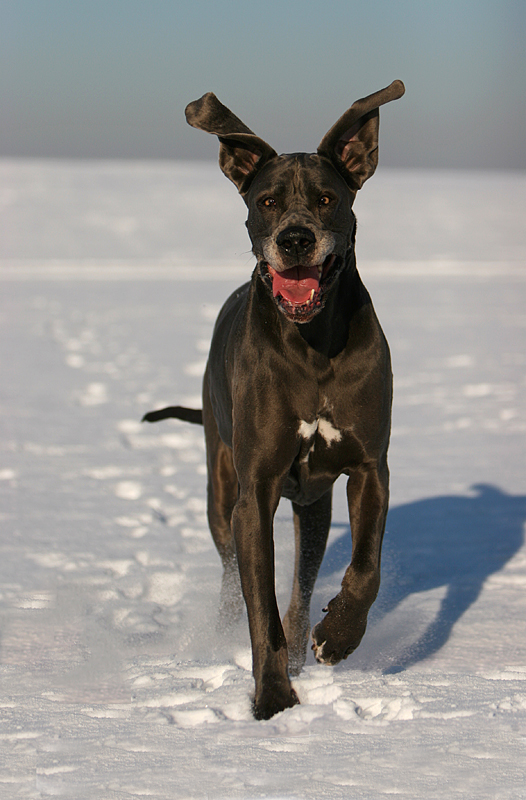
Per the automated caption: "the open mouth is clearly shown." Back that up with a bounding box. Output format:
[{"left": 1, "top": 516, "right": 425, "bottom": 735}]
[{"left": 260, "top": 254, "right": 339, "bottom": 321}]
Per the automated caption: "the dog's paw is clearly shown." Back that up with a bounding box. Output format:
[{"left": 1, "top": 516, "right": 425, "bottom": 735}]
[
  {"left": 311, "top": 622, "right": 355, "bottom": 665},
  {"left": 253, "top": 686, "right": 300, "bottom": 720},
  {"left": 311, "top": 596, "right": 368, "bottom": 665}
]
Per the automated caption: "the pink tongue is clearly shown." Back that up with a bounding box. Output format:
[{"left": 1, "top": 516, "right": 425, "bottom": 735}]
[{"left": 272, "top": 265, "right": 320, "bottom": 305}]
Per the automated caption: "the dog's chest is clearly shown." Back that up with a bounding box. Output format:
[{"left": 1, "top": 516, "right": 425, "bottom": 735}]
[
  {"left": 298, "top": 417, "right": 343, "bottom": 455},
  {"left": 297, "top": 416, "right": 353, "bottom": 477},
  {"left": 281, "top": 415, "right": 351, "bottom": 503}
]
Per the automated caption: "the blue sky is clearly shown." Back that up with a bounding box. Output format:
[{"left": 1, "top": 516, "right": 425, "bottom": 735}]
[{"left": 1, "top": 0, "right": 524, "bottom": 168}]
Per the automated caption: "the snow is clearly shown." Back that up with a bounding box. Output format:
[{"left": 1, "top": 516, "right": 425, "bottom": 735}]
[{"left": 1, "top": 159, "right": 525, "bottom": 798}]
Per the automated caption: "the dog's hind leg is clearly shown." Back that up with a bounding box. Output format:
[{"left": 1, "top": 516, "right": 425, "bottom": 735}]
[
  {"left": 203, "top": 397, "right": 242, "bottom": 627},
  {"left": 283, "top": 489, "right": 332, "bottom": 676}
]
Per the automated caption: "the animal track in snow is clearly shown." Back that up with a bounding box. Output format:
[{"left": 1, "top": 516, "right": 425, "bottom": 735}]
[
  {"left": 146, "top": 571, "right": 185, "bottom": 606},
  {"left": 77, "top": 381, "right": 108, "bottom": 406},
  {"left": 114, "top": 481, "right": 143, "bottom": 500},
  {"left": 350, "top": 694, "right": 422, "bottom": 722}
]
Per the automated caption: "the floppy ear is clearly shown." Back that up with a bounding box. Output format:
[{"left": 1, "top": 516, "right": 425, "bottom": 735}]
[
  {"left": 318, "top": 80, "right": 405, "bottom": 190},
  {"left": 185, "top": 92, "right": 277, "bottom": 195}
]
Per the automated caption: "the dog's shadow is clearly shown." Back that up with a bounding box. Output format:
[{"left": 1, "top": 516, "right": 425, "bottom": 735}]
[{"left": 317, "top": 484, "right": 526, "bottom": 672}]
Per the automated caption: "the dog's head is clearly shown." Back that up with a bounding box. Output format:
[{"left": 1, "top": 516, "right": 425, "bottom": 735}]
[{"left": 185, "top": 82, "right": 404, "bottom": 323}]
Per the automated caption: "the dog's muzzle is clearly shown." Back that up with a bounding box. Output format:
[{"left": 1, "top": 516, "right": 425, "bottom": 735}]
[{"left": 259, "top": 253, "right": 340, "bottom": 322}]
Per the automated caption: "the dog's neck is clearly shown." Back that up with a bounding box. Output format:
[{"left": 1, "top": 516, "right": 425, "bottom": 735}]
[
  {"left": 293, "top": 248, "right": 369, "bottom": 359},
  {"left": 252, "top": 247, "right": 370, "bottom": 360}
]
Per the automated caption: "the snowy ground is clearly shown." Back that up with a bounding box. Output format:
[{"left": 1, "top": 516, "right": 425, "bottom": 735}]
[{"left": 1, "top": 160, "right": 525, "bottom": 798}]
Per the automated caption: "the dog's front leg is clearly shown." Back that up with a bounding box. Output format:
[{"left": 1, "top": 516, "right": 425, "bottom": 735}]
[
  {"left": 311, "top": 461, "right": 389, "bottom": 665},
  {"left": 232, "top": 481, "right": 299, "bottom": 720}
]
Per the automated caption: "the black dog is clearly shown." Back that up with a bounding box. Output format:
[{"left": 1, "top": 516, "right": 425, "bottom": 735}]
[{"left": 144, "top": 81, "right": 405, "bottom": 719}]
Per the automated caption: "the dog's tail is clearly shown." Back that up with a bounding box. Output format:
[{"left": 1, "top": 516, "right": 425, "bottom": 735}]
[{"left": 142, "top": 406, "right": 203, "bottom": 425}]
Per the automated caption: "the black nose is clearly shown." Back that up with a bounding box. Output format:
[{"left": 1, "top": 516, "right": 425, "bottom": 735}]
[{"left": 276, "top": 227, "right": 316, "bottom": 259}]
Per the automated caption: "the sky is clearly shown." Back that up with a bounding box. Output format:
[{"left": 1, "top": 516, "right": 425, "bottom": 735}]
[{"left": 1, "top": 0, "right": 525, "bottom": 169}]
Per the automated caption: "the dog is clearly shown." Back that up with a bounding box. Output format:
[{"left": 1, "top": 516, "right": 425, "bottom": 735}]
[{"left": 143, "top": 81, "right": 405, "bottom": 719}]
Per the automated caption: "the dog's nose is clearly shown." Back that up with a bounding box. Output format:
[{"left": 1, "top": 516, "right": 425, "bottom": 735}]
[{"left": 276, "top": 227, "right": 316, "bottom": 259}]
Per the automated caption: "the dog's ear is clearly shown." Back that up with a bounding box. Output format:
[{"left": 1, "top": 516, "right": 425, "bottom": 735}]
[
  {"left": 318, "top": 80, "right": 405, "bottom": 190},
  {"left": 185, "top": 92, "right": 277, "bottom": 195}
]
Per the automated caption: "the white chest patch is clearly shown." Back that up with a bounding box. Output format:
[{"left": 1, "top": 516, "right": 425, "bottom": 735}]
[
  {"left": 318, "top": 418, "right": 343, "bottom": 445},
  {"left": 298, "top": 419, "right": 318, "bottom": 439},
  {"left": 298, "top": 418, "right": 342, "bottom": 447}
]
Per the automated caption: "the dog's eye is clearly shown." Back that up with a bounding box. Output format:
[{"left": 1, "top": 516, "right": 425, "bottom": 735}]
[
  {"left": 261, "top": 197, "right": 276, "bottom": 208},
  {"left": 319, "top": 195, "right": 331, "bottom": 206}
]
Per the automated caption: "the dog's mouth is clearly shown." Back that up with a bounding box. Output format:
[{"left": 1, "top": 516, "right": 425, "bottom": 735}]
[{"left": 260, "top": 254, "right": 340, "bottom": 322}]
